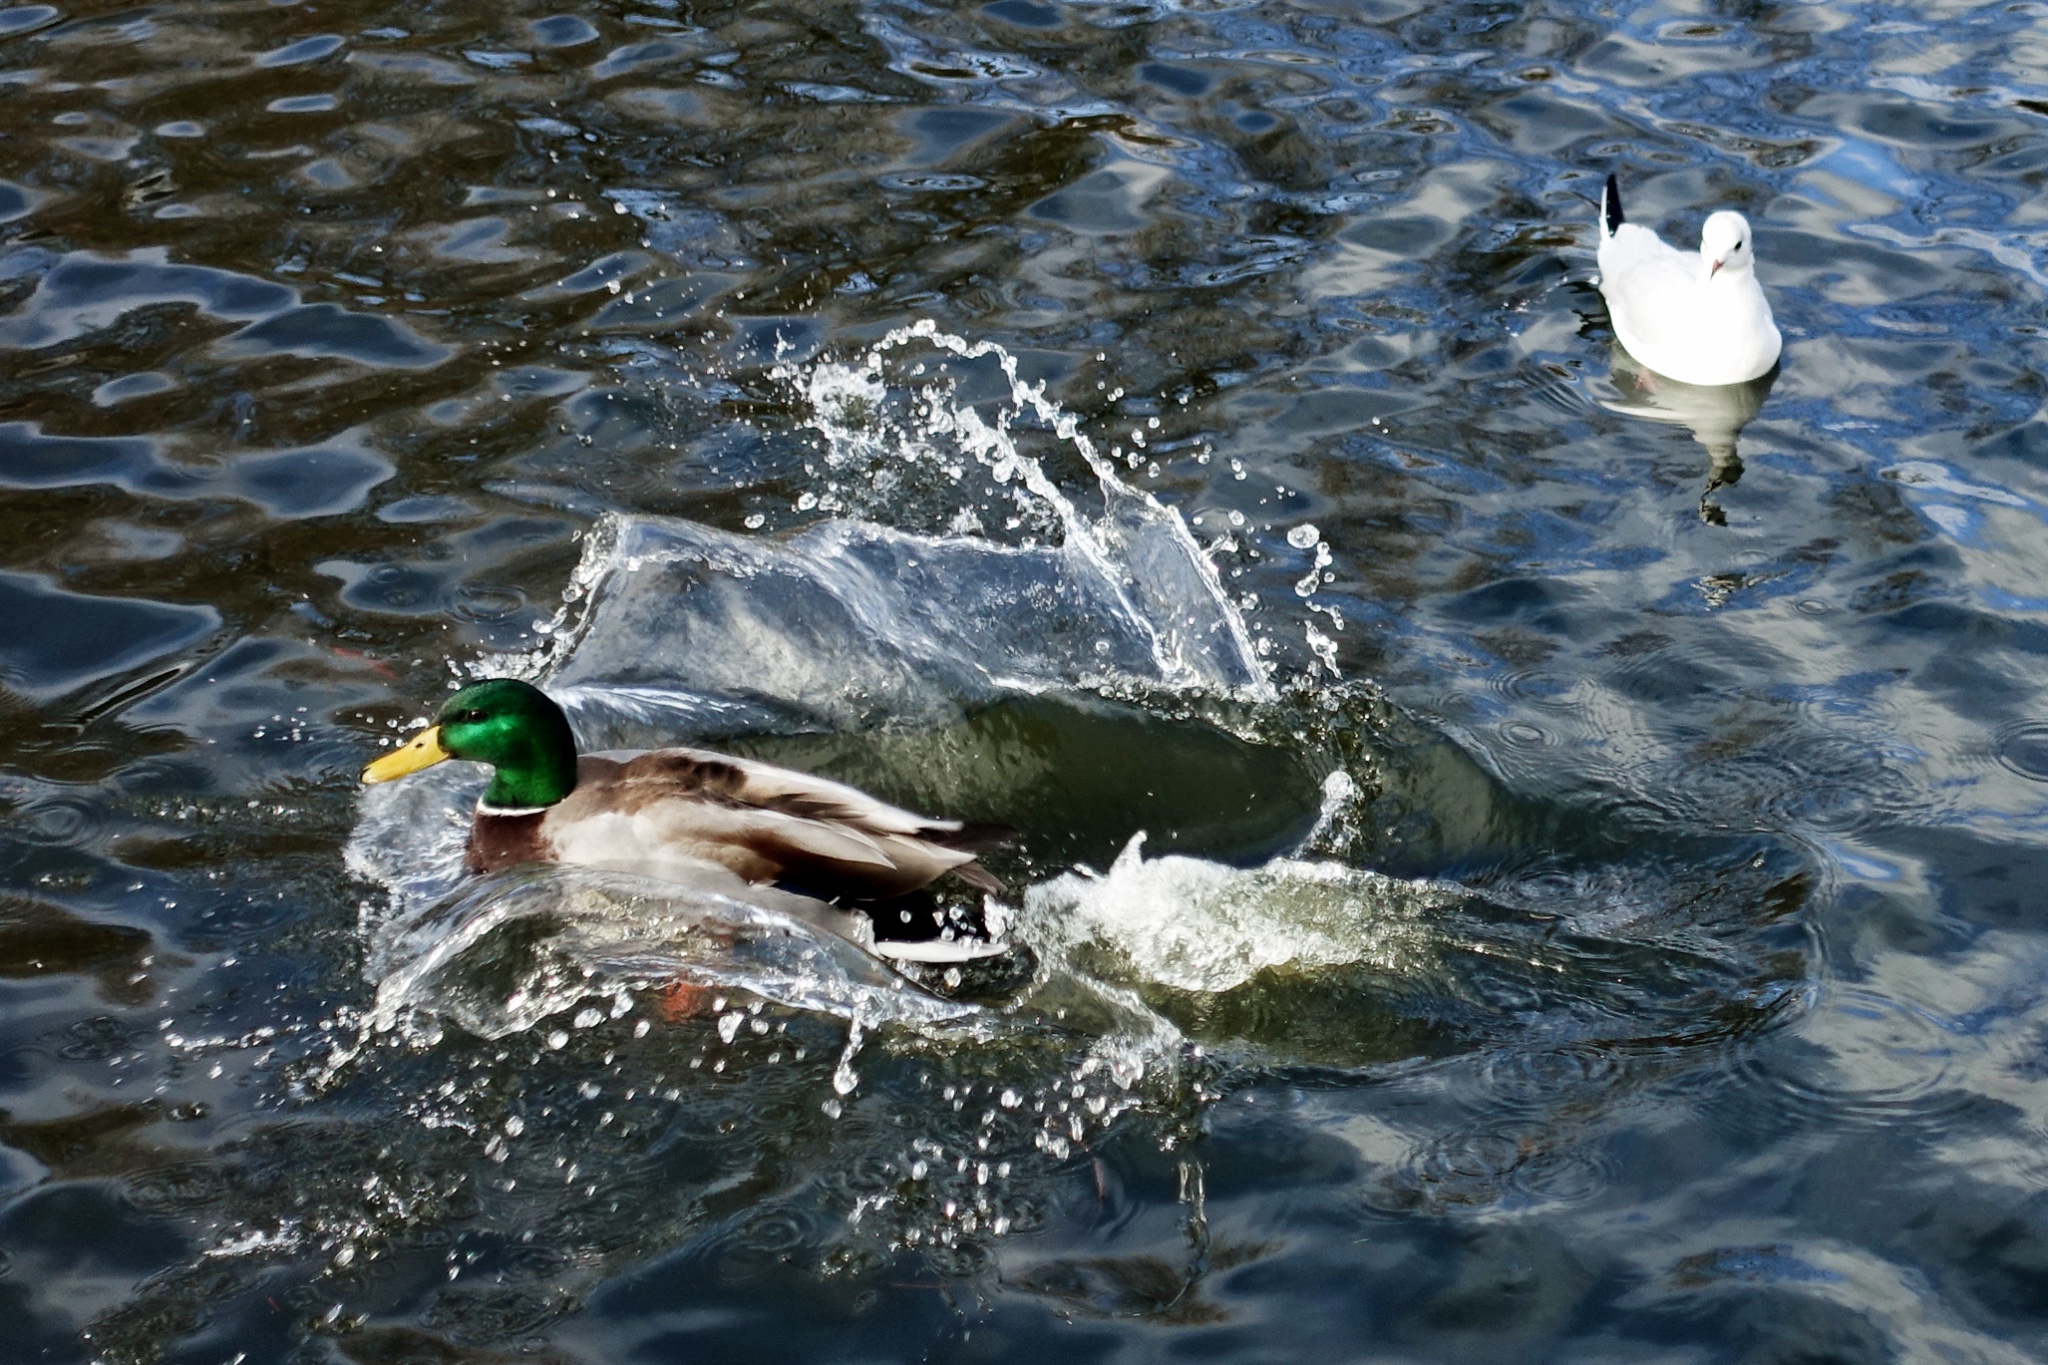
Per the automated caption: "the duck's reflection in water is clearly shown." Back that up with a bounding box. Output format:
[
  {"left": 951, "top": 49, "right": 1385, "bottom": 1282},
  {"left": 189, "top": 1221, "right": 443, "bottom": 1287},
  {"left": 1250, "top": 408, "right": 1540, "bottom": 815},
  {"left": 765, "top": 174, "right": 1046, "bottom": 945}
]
[{"left": 1602, "top": 348, "right": 1779, "bottom": 526}]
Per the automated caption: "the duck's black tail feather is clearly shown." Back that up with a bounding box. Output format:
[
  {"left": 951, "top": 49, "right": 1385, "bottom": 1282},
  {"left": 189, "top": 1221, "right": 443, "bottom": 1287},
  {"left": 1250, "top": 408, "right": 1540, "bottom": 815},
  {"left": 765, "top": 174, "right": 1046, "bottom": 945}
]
[
  {"left": 927, "top": 820, "right": 1014, "bottom": 894},
  {"left": 1602, "top": 173, "right": 1625, "bottom": 237}
]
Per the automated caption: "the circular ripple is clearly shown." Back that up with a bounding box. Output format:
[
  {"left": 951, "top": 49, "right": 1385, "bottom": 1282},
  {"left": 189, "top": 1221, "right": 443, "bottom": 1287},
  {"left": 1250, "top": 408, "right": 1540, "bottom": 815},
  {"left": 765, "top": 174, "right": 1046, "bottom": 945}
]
[
  {"left": 1362, "top": 1128, "right": 1525, "bottom": 1214},
  {"left": 1499, "top": 720, "right": 1553, "bottom": 748},
  {"left": 1770, "top": 734, "right": 1929, "bottom": 834},
  {"left": 18, "top": 794, "right": 104, "bottom": 847},
  {"left": 1995, "top": 722, "right": 2048, "bottom": 782},
  {"left": 877, "top": 172, "right": 988, "bottom": 192},
  {"left": 1644, "top": 733, "right": 1923, "bottom": 837},
  {"left": 1495, "top": 668, "right": 1579, "bottom": 709},
  {"left": 1736, "top": 986, "right": 1969, "bottom": 1128},
  {"left": 1421, "top": 1126, "right": 1526, "bottom": 1187},
  {"left": 719, "top": 1205, "right": 813, "bottom": 1272},
  {"left": 1364, "top": 1118, "right": 1616, "bottom": 1216},
  {"left": 1601, "top": 648, "right": 1713, "bottom": 708},
  {"left": 1771, "top": 779, "right": 1878, "bottom": 834},
  {"left": 124, "top": 1164, "right": 230, "bottom": 1214},
  {"left": 824, "top": 1152, "right": 899, "bottom": 1197},
  {"left": 453, "top": 585, "right": 526, "bottom": 623},
  {"left": 57, "top": 1015, "right": 132, "bottom": 1061},
  {"left": 1510, "top": 1140, "right": 1614, "bottom": 1208},
  {"left": 1482, "top": 1042, "right": 1625, "bottom": 1106}
]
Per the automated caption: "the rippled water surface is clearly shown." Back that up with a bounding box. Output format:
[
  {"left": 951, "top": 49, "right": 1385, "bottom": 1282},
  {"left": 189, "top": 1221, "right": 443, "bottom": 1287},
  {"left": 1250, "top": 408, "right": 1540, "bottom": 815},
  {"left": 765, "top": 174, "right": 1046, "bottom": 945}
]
[{"left": 5, "top": 0, "right": 2048, "bottom": 1358}]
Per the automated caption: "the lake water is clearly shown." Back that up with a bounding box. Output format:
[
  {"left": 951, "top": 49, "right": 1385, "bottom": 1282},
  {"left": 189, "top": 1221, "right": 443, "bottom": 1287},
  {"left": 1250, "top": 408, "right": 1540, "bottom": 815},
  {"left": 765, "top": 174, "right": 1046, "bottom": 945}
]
[{"left": 5, "top": 0, "right": 2048, "bottom": 1360}]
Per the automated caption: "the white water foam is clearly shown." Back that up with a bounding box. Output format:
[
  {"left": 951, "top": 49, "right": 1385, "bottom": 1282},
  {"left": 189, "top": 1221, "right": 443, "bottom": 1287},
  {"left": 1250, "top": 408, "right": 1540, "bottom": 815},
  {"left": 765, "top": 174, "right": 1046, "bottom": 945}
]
[{"left": 1021, "top": 833, "right": 1458, "bottom": 997}]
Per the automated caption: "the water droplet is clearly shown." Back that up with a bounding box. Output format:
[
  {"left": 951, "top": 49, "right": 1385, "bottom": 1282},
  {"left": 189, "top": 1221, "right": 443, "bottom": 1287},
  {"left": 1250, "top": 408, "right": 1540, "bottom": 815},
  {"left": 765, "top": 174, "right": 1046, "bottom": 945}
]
[{"left": 833, "top": 1014, "right": 866, "bottom": 1095}]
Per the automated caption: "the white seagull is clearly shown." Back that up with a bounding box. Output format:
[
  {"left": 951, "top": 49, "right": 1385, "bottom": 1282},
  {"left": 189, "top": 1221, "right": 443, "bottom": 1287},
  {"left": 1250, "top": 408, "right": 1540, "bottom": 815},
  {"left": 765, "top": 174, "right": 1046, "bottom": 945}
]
[{"left": 1596, "top": 175, "right": 1781, "bottom": 387}]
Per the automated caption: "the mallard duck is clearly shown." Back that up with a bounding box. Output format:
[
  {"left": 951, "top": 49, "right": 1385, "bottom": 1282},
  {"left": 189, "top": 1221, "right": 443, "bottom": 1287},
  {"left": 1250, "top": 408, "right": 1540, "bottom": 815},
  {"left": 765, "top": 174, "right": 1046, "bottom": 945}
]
[{"left": 362, "top": 679, "right": 1008, "bottom": 924}]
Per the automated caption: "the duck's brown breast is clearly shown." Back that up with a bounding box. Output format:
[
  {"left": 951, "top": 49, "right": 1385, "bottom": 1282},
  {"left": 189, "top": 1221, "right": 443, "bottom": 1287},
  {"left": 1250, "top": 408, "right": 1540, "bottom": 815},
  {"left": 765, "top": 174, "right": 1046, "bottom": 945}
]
[{"left": 466, "top": 809, "right": 550, "bottom": 873}]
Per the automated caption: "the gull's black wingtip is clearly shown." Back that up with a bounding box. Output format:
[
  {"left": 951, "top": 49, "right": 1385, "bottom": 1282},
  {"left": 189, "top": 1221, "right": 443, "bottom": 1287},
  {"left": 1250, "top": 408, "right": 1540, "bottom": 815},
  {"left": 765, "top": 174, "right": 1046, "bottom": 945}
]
[{"left": 1602, "top": 173, "right": 1625, "bottom": 236}]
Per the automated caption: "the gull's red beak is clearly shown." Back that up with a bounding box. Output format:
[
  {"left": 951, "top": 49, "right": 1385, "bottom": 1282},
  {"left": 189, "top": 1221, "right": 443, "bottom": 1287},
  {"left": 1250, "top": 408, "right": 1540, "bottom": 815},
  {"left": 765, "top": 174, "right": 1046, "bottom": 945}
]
[{"left": 1709, "top": 258, "right": 1724, "bottom": 278}]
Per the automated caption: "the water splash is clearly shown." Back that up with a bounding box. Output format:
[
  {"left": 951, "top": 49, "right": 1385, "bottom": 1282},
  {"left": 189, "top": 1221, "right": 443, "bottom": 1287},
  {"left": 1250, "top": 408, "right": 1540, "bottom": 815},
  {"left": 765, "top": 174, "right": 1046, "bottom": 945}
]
[
  {"left": 349, "top": 326, "right": 1285, "bottom": 1057},
  {"left": 363, "top": 866, "right": 976, "bottom": 1044},
  {"left": 1020, "top": 832, "right": 1460, "bottom": 997}
]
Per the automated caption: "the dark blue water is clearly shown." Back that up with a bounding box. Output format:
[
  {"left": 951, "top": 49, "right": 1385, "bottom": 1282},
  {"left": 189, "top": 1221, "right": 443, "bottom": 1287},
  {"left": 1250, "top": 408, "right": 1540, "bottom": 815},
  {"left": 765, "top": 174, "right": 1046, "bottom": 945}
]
[{"left": 5, "top": 0, "right": 2048, "bottom": 1360}]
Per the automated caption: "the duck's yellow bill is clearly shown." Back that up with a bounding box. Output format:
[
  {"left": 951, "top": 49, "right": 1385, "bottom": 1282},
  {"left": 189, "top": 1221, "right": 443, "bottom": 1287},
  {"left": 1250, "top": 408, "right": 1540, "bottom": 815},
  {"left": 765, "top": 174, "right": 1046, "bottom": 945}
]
[{"left": 362, "top": 726, "right": 450, "bottom": 784}]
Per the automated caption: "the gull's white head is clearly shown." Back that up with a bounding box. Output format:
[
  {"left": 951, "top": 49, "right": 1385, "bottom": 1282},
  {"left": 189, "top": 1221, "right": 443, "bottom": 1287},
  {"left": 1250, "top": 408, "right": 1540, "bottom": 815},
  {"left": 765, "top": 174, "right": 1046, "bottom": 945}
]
[{"left": 1700, "top": 211, "right": 1755, "bottom": 281}]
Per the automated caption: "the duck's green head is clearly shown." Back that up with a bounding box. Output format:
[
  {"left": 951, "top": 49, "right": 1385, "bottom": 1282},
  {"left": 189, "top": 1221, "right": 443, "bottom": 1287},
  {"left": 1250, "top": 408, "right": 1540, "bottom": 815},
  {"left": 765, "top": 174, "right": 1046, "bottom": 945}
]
[{"left": 361, "top": 678, "right": 578, "bottom": 810}]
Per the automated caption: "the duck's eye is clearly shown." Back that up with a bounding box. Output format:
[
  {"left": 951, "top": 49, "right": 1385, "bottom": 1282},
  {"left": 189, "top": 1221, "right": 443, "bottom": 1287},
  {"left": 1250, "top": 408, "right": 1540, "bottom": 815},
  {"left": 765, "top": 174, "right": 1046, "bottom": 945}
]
[{"left": 454, "top": 709, "right": 486, "bottom": 725}]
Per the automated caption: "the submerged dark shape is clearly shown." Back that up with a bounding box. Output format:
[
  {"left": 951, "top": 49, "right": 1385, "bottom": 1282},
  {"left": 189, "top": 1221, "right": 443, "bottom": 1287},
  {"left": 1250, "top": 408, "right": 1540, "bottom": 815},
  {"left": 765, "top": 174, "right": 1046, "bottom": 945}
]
[{"left": 362, "top": 678, "right": 1012, "bottom": 955}]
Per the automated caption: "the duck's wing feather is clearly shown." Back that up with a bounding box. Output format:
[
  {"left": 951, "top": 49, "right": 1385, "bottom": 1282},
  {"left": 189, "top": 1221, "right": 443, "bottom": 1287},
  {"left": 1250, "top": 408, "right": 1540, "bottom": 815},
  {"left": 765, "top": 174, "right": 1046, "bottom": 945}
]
[
  {"left": 581, "top": 748, "right": 964, "bottom": 833},
  {"left": 566, "top": 749, "right": 1007, "bottom": 896}
]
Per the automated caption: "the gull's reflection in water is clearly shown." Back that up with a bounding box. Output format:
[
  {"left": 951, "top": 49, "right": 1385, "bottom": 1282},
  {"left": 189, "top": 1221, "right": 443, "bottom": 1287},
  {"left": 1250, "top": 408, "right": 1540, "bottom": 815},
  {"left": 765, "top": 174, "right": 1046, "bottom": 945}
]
[{"left": 1602, "top": 347, "right": 1780, "bottom": 525}]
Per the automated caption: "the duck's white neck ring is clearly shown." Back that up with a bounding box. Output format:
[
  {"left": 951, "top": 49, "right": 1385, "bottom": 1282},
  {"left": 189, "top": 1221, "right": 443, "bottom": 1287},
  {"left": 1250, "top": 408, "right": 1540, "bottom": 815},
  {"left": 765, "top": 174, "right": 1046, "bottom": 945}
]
[{"left": 476, "top": 799, "right": 549, "bottom": 817}]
